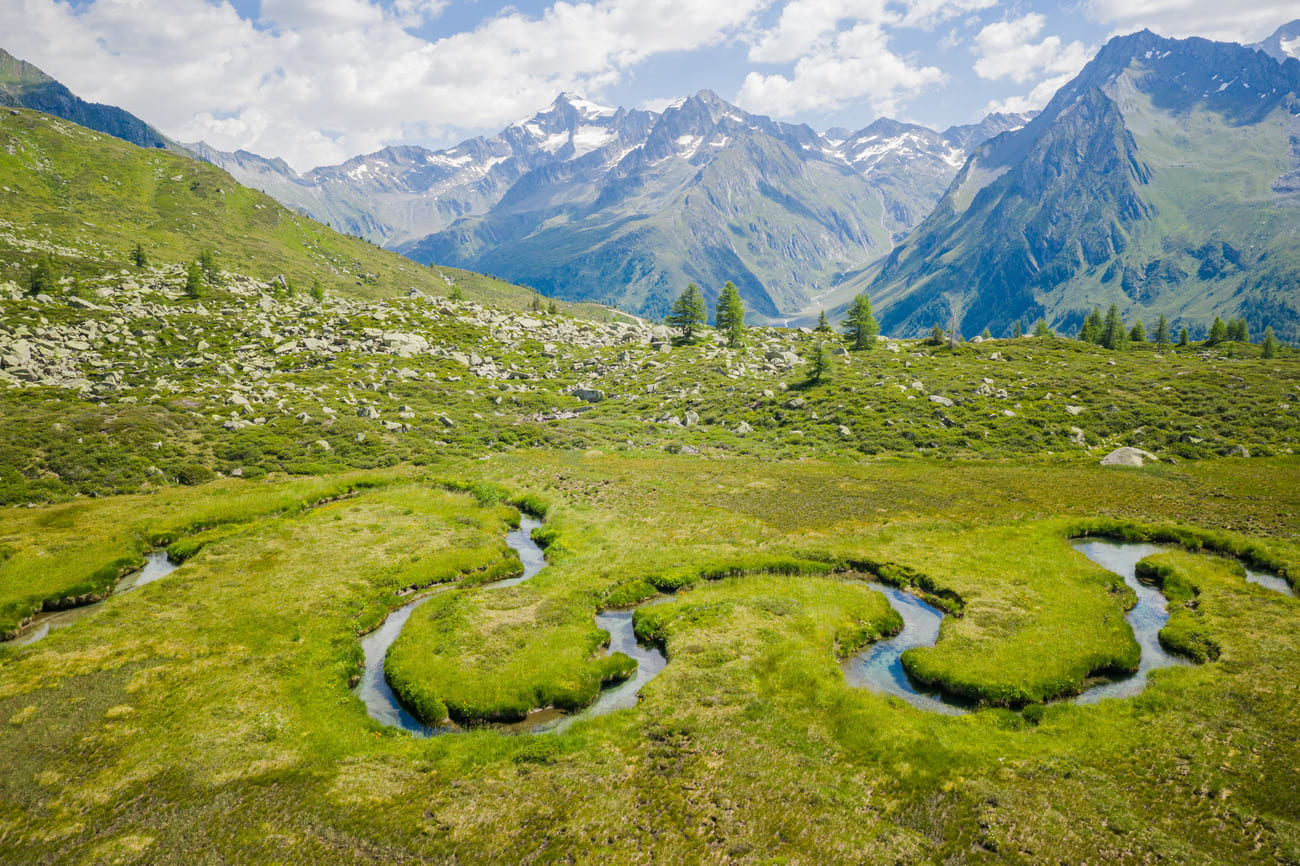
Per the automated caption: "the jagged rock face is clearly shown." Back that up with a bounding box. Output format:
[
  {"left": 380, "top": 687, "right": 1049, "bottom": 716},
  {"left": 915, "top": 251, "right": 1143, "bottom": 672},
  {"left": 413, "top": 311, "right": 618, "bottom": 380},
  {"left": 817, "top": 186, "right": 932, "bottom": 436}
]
[{"left": 858, "top": 29, "right": 1300, "bottom": 341}]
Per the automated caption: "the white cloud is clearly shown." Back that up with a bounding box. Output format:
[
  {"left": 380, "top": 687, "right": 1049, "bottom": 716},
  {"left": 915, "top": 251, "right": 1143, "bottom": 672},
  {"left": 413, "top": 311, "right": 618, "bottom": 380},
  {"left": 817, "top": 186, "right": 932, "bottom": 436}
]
[
  {"left": 973, "top": 13, "right": 1091, "bottom": 83},
  {"left": 738, "top": 22, "right": 945, "bottom": 116},
  {"left": 735, "top": 0, "right": 997, "bottom": 117},
  {"left": 0, "top": 0, "right": 773, "bottom": 170},
  {"left": 1085, "top": 0, "right": 1298, "bottom": 43},
  {"left": 982, "top": 70, "right": 1075, "bottom": 115}
]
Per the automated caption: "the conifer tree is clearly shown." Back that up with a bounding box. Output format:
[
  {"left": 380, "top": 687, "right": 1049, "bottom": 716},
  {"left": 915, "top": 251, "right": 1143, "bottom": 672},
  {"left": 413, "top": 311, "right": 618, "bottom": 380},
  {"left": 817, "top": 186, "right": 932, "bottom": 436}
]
[
  {"left": 815, "top": 310, "right": 832, "bottom": 333},
  {"left": 1261, "top": 326, "right": 1278, "bottom": 359},
  {"left": 841, "top": 292, "right": 879, "bottom": 350},
  {"left": 927, "top": 323, "right": 944, "bottom": 346},
  {"left": 130, "top": 242, "right": 148, "bottom": 268},
  {"left": 1227, "top": 318, "right": 1249, "bottom": 342},
  {"left": 667, "top": 283, "right": 707, "bottom": 342},
  {"left": 1178, "top": 327, "right": 1189, "bottom": 347},
  {"left": 310, "top": 279, "right": 325, "bottom": 303},
  {"left": 1100, "top": 303, "right": 1127, "bottom": 350},
  {"left": 184, "top": 261, "right": 205, "bottom": 298},
  {"left": 1129, "top": 319, "right": 1146, "bottom": 343},
  {"left": 1012, "top": 319, "right": 1023, "bottom": 338},
  {"left": 1033, "top": 318, "right": 1052, "bottom": 338},
  {"left": 1079, "top": 307, "right": 1104, "bottom": 343},
  {"left": 26, "top": 257, "right": 55, "bottom": 296},
  {"left": 198, "top": 248, "right": 218, "bottom": 284},
  {"left": 714, "top": 282, "right": 747, "bottom": 347},
  {"left": 1154, "top": 314, "right": 1171, "bottom": 347},
  {"left": 981, "top": 327, "right": 991, "bottom": 340},
  {"left": 547, "top": 300, "right": 558, "bottom": 315},
  {"left": 1207, "top": 317, "right": 1228, "bottom": 345},
  {"left": 806, "top": 341, "right": 833, "bottom": 384}
]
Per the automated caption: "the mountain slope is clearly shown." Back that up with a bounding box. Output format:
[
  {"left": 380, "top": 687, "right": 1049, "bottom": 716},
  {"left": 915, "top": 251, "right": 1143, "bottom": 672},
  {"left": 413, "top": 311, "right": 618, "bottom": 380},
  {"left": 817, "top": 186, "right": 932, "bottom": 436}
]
[
  {"left": 195, "top": 92, "right": 1028, "bottom": 321},
  {"left": 401, "top": 91, "right": 897, "bottom": 319},
  {"left": 853, "top": 30, "right": 1300, "bottom": 341},
  {"left": 0, "top": 106, "right": 601, "bottom": 314},
  {"left": 0, "top": 47, "right": 187, "bottom": 156}
]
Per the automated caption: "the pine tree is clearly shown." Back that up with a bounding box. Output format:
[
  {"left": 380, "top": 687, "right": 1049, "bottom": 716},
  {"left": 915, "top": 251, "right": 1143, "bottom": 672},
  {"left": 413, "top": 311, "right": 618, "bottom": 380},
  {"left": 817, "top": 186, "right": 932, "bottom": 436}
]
[
  {"left": 184, "top": 261, "right": 205, "bottom": 298},
  {"left": 806, "top": 341, "right": 833, "bottom": 384},
  {"left": 1129, "top": 319, "right": 1146, "bottom": 343},
  {"left": 1033, "top": 318, "right": 1052, "bottom": 339},
  {"left": 981, "top": 327, "right": 991, "bottom": 340},
  {"left": 1012, "top": 319, "right": 1023, "bottom": 338},
  {"left": 1079, "top": 307, "right": 1104, "bottom": 343},
  {"left": 198, "top": 248, "right": 218, "bottom": 284},
  {"left": 26, "top": 257, "right": 55, "bottom": 296},
  {"left": 1178, "top": 327, "right": 1189, "bottom": 347},
  {"left": 1227, "top": 318, "right": 1249, "bottom": 342},
  {"left": 1261, "top": 326, "right": 1278, "bottom": 359},
  {"left": 1154, "top": 314, "right": 1171, "bottom": 347},
  {"left": 449, "top": 285, "right": 465, "bottom": 302},
  {"left": 1100, "top": 303, "right": 1127, "bottom": 350},
  {"left": 547, "top": 300, "right": 558, "bottom": 315},
  {"left": 815, "top": 310, "right": 832, "bottom": 333},
  {"left": 667, "top": 283, "right": 707, "bottom": 342},
  {"left": 310, "top": 279, "right": 325, "bottom": 303},
  {"left": 841, "top": 292, "right": 879, "bottom": 350},
  {"left": 927, "top": 323, "right": 944, "bottom": 346},
  {"left": 130, "top": 242, "right": 148, "bottom": 268},
  {"left": 1207, "top": 316, "right": 1228, "bottom": 345},
  {"left": 714, "top": 282, "right": 746, "bottom": 348}
]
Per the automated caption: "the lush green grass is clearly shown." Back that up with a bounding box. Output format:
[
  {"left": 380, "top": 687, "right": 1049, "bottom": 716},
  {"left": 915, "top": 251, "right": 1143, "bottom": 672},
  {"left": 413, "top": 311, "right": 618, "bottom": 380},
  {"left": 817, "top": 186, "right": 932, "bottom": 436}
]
[{"left": 0, "top": 457, "right": 1298, "bottom": 862}]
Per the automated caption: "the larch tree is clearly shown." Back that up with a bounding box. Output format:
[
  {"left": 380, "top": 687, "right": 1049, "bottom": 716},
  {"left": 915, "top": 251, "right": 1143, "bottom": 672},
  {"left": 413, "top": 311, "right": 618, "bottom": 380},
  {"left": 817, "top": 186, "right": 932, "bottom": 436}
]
[
  {"left": 714, "top": 282, "right": 746, "bottom": 347},
  {"left": 667, "top": 282, "right": 707, "bottom": 343},
  {"left": 841, "top": 292, "right": 879, "bottom": 350}
]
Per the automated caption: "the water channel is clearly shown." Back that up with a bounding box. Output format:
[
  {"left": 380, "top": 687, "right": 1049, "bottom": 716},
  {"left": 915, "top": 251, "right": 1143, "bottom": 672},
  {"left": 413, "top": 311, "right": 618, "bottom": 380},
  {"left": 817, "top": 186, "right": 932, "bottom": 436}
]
[
  {"left": 8, "top": 551, "right": 179, "bottom": 648},
  {"left": 355, "top": 515, "right": 670, "bottom": 736},
  {"left": 358, "top": 525, "right": 1294, "bottom": 733}
]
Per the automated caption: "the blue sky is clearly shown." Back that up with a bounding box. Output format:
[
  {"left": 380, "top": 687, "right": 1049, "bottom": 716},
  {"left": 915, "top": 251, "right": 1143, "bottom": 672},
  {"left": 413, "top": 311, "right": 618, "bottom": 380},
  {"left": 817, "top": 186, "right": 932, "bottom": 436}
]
[{"left": 2, "top": 0, "right": 1296, "bottom": 170}]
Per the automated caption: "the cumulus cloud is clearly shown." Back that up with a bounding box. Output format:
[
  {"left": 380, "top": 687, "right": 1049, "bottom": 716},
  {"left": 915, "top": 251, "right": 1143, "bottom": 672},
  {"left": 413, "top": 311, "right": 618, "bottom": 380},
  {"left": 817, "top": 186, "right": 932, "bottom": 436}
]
[
  {"left": 1085, "top": 0, "right": 1298, "bottom": 42},
  {"left": 973, "top": 13, "right": 1091, "bottom": 83},
  {"left": 736, "top": 0, "right": 995, "bottom": 117},
  {"left": 739, "top": 22, "right": 944, "bottom": 116},
  {"left": 0, "top": 0, "right": 771, "bottom": 170}
]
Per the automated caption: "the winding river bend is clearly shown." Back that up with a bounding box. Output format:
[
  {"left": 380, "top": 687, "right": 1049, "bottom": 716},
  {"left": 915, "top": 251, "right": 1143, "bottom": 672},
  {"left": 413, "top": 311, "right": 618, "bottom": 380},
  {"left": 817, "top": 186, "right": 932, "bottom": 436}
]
[
  {"left": 9, "top": 551, "right": 179, "bottom": 648},
  {"left": 355, "top": 515, "right": 669, "bottom": 736},
  {"left": 845, "top": 539, "right": 1293, "bottom": 712},
  {"left": 359, "top": 525, "right": 1294, "bottom": 732}
]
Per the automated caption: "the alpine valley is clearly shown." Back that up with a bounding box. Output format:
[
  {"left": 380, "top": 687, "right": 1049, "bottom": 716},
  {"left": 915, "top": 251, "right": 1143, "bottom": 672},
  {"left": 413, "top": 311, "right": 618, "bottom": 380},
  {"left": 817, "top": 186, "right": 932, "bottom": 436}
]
[{"left": 2, "top": 13, "right": 1300, "bottom": 866}]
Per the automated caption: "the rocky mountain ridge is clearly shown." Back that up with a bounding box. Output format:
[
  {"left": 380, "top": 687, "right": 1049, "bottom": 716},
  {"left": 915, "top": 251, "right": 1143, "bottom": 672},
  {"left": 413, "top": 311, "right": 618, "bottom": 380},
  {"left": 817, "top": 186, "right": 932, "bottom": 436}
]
[
  {"left": 192, "top": 90, "right": 1030, "bottom": 321},
  {"left": 848, "top": 27, "right": 1300, "bottom": 341}
]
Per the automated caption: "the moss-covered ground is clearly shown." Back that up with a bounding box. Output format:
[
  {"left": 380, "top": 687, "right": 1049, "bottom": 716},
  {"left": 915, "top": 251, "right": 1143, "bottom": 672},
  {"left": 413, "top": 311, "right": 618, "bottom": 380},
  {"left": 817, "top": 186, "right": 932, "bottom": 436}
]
[{"left": 0, "top": 454, "right": 1297, "bottom": 863}]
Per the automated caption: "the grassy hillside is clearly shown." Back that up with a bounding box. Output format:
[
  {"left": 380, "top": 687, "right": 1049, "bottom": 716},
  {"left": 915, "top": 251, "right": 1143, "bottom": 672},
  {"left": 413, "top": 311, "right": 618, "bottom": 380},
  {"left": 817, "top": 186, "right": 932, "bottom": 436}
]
[{"left": 0, "top": 107, "right": 614, "bottom": 316}]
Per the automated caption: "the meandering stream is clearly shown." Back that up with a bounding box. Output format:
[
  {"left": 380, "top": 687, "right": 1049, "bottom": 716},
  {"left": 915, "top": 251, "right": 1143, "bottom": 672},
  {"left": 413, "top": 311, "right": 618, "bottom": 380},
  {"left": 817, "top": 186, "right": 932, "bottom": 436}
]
[
  {"left": 359, "top": 524, "right": 1294, "bottom": 733},
  {"left": 9, "top": 551, "right": 179, "bottom": 647},
  {"left": 356, "top": 515, "right": 670, "bottom": 736}
]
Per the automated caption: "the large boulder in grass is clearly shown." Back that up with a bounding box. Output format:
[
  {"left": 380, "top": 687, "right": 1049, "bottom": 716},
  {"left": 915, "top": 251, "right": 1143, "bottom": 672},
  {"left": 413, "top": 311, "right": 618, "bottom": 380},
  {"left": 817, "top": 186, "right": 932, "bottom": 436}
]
[{"left": 1101, "top": 447, "right": 1158, "bottom": 467}]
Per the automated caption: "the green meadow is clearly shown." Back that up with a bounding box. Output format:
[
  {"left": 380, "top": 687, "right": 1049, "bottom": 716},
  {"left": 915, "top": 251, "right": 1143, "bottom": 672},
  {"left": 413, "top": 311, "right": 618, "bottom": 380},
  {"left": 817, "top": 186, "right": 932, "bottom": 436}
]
[{"left": 1, "top": 454, "right": 1297, "bottom": 863}]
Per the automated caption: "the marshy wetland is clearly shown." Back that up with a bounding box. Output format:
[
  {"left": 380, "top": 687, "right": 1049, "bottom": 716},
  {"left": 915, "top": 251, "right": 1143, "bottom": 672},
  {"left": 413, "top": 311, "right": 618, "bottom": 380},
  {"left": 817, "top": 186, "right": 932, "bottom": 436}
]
[{"left": 2, "top": 455, "right": 1298, "bottom": 863}]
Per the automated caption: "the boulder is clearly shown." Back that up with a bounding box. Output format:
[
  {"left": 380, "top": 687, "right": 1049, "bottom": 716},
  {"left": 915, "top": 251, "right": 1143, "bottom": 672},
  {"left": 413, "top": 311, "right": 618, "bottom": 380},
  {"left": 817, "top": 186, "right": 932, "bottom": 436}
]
[
  {"left": 928, "top": 395, "right": 954, "bottom": 407},
  {"left": 1069, "top": 427, "right": 1087, "bottom": 447},
  {"left": 1100, "top": 447, "right": 1158, "bottom": 467},
  {"left": 572, "top": 387, "right": 606, "bottom": 403}
]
